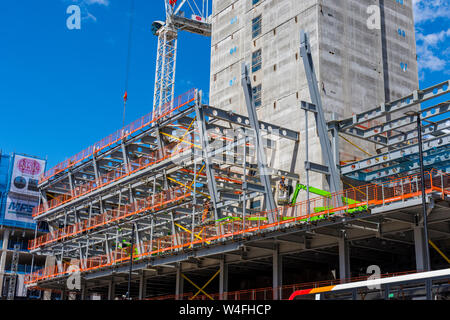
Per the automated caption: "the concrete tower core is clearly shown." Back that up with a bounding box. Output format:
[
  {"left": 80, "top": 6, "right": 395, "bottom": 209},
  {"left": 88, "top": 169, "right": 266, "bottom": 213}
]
[{"left": 209, "top": 0, "right": 418, "bottom": 190}]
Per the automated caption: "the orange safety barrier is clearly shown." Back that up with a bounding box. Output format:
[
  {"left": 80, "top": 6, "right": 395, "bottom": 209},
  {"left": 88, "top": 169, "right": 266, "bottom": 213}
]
[
  {"left": 146, "top": 293, "right": 194, "bottom": 301},
  {"left": 29, "top": 187, "right": 192, "bottom": 250},
  {"left": 189, "top": 270, "right": 418, "bottom": 300},
  {"left": 33, "top": 128, "right": 250, "bottom": 218},
  {"left": 33, "top": 141, "right": 192, "bottom": 218},
  {"left": 145, "top": 270, "right": 419, "bottom": 300},
  {"left": 39, "top": 89, "right": 196, "bottom": 184},
  {"left": 25, "top": 170, "right": 449, "bottom": 285}
]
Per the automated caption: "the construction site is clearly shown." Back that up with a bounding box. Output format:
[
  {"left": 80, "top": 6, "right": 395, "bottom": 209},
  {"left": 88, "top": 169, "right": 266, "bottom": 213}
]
[{"left": 20, "top": 0, "right": 450, "bottom": 300}]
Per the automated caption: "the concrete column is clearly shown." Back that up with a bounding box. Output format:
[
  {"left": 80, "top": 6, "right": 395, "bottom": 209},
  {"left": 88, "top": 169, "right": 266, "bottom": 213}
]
[
  {"left": 81, "top": 284, "right": 86, "bottom": 300},
  {"left": 175, "top": 264, "right": 184, "bottom": 300},
  {"left": 273, "top": 246, "right": 282, "bottom": 300},
  {"left": 338, "top": 236, "right": 351, "bottom": 282},
  {"left": 42, "top": 255, "right": 57, "bottom": 300},
  {"left": 0, "top": 229, "right": 11, "bottom": 297},
  {"left": 107, "top": 280, "right": 115, "bottom": 300},
  {"left": 68, "top": 292, "right": 77, "bottom": 300},
  {"left": 414, "top": 226, "right": 428, "bottom": 271},
  {"left": 43, "top": 290, "right": 52, "bottom": 300},
  {"left": 1, "top": 229, "right": 9, "bottom": 250},
  {"left": 139, "top": 271, "right": 147, "bottom": 300},
  {"left": 219, "top": 260, "right": 228, "bottom": 300}
]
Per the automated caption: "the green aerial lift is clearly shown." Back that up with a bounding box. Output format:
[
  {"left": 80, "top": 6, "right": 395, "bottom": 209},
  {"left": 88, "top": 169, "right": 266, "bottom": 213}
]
[
  {"left": 205, "top": 182, "right": 368, "bottom": 226},
  {"left": 290, "top": 183, "right": 368, "bottom": 221},
  {"left": 115, "top": 227, "right": 140, "bottom": 260}
]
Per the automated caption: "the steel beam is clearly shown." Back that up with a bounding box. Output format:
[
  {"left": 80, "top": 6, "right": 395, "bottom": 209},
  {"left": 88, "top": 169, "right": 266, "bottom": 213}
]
[
  {"left": 300, "top": 31, "right": 341, "bottom": 195},
  {"left": 339, "top": 80, "right": 450, "bottom": 130},
  {"left": 341, "top": 134, "right": 450, "bottom": 176},
  {"left": 241, "top": 63, "right": 277, "bottom": 222},
  {"left": 194, "top": 91, "right": 222, "bottom": 221}
]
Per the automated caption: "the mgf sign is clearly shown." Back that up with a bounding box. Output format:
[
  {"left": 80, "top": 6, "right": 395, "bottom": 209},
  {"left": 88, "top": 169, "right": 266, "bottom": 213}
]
[
  {"left": 5, "top": 195, "right": 37, "bottom": 224},
  {"left": 9, "top": 154, "right": 46, "bottom": 197}
]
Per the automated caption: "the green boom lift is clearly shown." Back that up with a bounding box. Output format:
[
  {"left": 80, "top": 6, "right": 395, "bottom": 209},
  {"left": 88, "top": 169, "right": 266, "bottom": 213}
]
[{"left": 290, "top": 183, "right": 368, "bottom": 221}]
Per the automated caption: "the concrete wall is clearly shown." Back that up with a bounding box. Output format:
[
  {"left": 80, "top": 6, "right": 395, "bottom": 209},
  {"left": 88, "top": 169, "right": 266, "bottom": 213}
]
[{"left": 210, "top": 0, "right": 418, "bottom": 193}]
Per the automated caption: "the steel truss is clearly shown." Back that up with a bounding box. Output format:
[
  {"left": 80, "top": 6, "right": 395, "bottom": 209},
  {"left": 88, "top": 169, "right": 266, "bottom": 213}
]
[
  {"left": 152, "top": 0, "right": 211, "bottom": 120},
  {"left": 153, "top": 26, "right": 178, "bottom": 120},
  {"left": 337, "top": 80, "right": 450, "bottom": 182}
]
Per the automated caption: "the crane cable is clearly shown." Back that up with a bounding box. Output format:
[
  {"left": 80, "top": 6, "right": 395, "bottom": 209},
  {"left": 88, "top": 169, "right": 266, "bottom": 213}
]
[{"left": 122, "top": 0, "right": 136, "bottom": 128}]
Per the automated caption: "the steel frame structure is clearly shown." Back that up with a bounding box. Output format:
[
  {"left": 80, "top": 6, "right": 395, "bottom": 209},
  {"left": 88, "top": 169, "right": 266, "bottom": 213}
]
[
  {"left": 24, "top": 29, "right": 450, "bottom": 300},
  {"left": 337, "top": 79, "right": 450, "bottom": 182},
  {"left": 153, "top": 26, "right": 178, "bottom": 120},
  {"left": 152, "top": 0, "right": 211, "bottom": 120},
  {"left": 27, "top": 86, "right": 300, "bottom": 285}
]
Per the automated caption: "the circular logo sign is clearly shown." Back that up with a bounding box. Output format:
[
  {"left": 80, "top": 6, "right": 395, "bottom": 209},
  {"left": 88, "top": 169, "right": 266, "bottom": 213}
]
[
  {"left": 13, "top": 176, "right": 27, "bottom": 189},
  {"left": 17, "top": 158, "right": 41, "bottom": 175}
]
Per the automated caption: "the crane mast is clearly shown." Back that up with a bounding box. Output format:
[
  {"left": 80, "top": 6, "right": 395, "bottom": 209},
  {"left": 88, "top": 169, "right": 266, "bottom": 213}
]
[{"left": 152, "top": 0, "right": 211, "bottom": 121}]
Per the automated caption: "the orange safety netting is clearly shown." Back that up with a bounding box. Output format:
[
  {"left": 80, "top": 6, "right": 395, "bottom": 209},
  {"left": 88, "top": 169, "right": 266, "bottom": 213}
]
[
  {"left": 25, "top": 170, "right": 450, "bottom": 285},
  {"left": 39, "top": 89, "right": 196, "bottom": 184}
]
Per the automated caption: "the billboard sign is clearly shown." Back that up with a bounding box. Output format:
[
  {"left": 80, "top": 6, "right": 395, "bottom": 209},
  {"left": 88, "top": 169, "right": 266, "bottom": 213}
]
[
  {"left": 4, "top": 195, "right": 36, "bottom": 225},
  {"left": 9, "top": 155, "right": 45, "bottom": 197}
]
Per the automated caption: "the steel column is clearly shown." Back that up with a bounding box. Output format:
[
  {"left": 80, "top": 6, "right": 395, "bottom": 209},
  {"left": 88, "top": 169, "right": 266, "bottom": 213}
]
[
  {"left": 194, "top": 91, "right": 222, "bottom": 221},
  {"left": 241, "top": 63, "right": 277, "bottom": 223},
  {"left": 219, "top": 259, "right": 228, "bottom": 300},
  {"left": 175, "top": 263, "right": 184, "bottom": 300},
  {"left": 338, "top": 233, "right": 351, "bottom": 282},
  {"left": 300, "top": 31, "right": 341, "bottom": 195},
  {"left": 273, "top": 245, "right": 282, "bottom": 300}
]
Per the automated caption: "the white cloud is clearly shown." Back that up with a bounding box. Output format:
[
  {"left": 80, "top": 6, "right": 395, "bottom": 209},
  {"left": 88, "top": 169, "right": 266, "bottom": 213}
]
[
  {"left": 416, "top": 28, "right": 450, "bottom": 73},
  {"left": 84, "top": 0, "right": 110, "bottom": 6},
  {"left": 413, "top": 0, "right": 450, "bottom": 75},
  {"left": 63, "top": 0, "right": 109, "bottom": 23},
  {"left": 413, "top": 0, "right": 450, "bottom": 24}
]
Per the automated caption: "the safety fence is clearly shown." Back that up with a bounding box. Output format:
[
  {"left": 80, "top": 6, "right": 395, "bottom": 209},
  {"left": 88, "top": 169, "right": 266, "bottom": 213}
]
[
  {"left": 33, "top": 126, "right": 253, "bottom": 218},
  {"left": 29, "top": 187, "right": 191, "bottom": 250},
  {"left": 39, "top": 89, "right": 196, "bottom": 184},
  {"left": 33, "top": 141, "right": 191, "bottom": 218},
  {"left": 146, "top": 270, "right": 417, "bottom": 300},
  {"left": 25, "top": 170, "right": 449, "bottom": 285}
]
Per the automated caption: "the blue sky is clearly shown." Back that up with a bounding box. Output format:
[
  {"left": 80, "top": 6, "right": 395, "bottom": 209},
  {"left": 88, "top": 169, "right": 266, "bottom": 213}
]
[{"left": 0, "top": 0, "right": 449, "bottom": 170}]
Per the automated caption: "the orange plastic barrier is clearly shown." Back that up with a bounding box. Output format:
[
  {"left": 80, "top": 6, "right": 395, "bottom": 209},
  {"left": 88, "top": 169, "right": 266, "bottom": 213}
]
[
  {"left": 25, "top": 170, "right": 449, "bottom": 285},
  {"left": 39, "top": 89, "right": 196, "bottom": 184}
]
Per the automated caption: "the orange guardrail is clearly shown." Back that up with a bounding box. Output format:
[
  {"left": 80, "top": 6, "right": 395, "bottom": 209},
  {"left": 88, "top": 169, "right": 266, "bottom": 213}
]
[
  {"left": 33, "top": 141, "right": 190, "bottom": 217},
  {"left": 39, "top": 89, "right": 196, "bottom": 184},
  {"left": 29, "top": 186, "right": 192, "bottom": 250},
  {"left": 189, "top": 270, "right": 418, "bottom": 300},
  {"left": 25, "top": 170, "right": 449, "bottom": 285},
  {"left": 133, "top": 270, "right": 420, "bottom": 300},
  {"left": 33, "top": 130, "right": 255, "bottom": 218}
]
